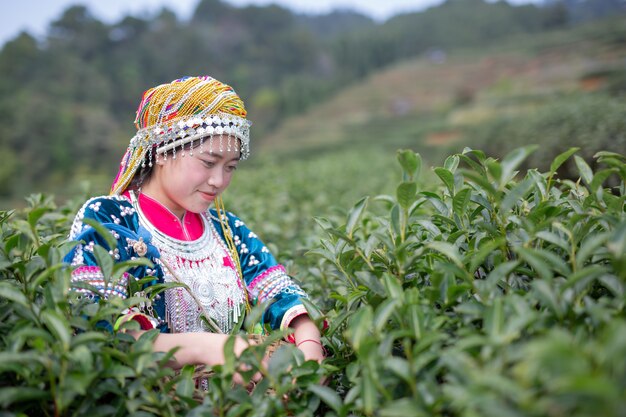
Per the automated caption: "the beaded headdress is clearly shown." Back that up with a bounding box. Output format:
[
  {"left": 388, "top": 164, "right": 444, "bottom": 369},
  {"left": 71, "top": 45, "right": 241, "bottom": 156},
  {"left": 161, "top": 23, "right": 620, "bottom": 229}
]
[{"left": 110, "top": 75, "right": 251, "bottom": 195}]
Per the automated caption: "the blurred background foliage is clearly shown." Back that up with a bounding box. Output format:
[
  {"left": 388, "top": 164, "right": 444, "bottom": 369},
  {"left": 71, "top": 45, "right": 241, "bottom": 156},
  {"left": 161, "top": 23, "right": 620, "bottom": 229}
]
[{"left": 0, "top": 0, "right": 624, "bottom": 206}]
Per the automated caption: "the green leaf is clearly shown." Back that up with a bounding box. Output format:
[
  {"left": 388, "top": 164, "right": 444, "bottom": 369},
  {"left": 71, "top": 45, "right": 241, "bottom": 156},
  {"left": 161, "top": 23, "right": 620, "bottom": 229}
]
[
  {"left": 444, "top": 155, "right": 460, "bottom": 172},
  {"left": 390, "top": 204, "right": 401, "bottom": 238},
  {"left": 460, "top": 169, "right": 497, "bottom": 199},
  {"left": 27, "top": 207, "right": 50, "bottom": 229},
  {"left": 574, "top": 155, "right": 593, "bottom": 185},
  {"left": 433, "top": 167, "right": 455, "bottom": 195},
  {"left": 384, "top": 357, "right": 413, "bottom": 385},
  {"left": 576, "top": 233, "right": 608, "bottom": 268},
  {"left": 427, "top": 241, "right": 464, "bottom": 270},
  {"left": 379, "top": 399, "right": 426, "bottom": 417},
  {"left": 499, "top": 145, "right": 538, "bottom": 188},
  {"left": 383, "top": 273, "right": 404, "bottom": 300},
  {"left": 421, "top": 192, "right": 449, "bottom": 215},
  {"left": 345, "top": 306, "right": 373, "bottom": 350},
  {"left": 484, "top": 297, "right": 504, "bottom": 340},
  {"left": 0, "top": 351, "right": 45, "bottom": 371},
  {"left": 0, "top": 387, "right": 49, "bottom": 408},
  {"left": 550, "top": 147, "right": 579, "bottom": 174},
  {"left": 71, "top": 331, "right": 108, "bottom": 348},
  {"left": 93, "top": 245, "right": 114, "bottom": 280},
  {"left": 590, "top": 168, "right": 618, "bottom": 194},
  {"left": 0, "top": 282, "right": 29, "bottom": 307},
  {"left": 515, "top": 247, "right": 553, "bottom": 280},
  {"left": 309, "top": 385, "right": 343, "bottom": 413},
  {"left": 416, "top": 219, "right": 441, "bottom": 237},
  {"left": 462, "top": 147, "right": 487, "bottom": 163},
  {"left": 532, "top": 280, "right": 562, "bottom": 318},
  {"left": 607, "top": 222, "right": 626, "bottom": 260},
  {"left": 594, "top": 150, "right": 626, "bottom": 161},
  {"left": 362, "top": 368, "right": 377, "bottom": 415},
  {"left": 374, "top": 298, "right": 401, "bottom": 333},
  {"left": 536, "top": 231, "right": 570, "bottom": 252},
  {"left": 486, "top": 158, "right": 502, "bottom": 185},
  {"left": 468, "top": 238, "right": 506, "bottom": 273},
  {"left": 397, "top": 149, "right": 421, "bottom": 180},
  {"left": 452, "top": 187, "right": 471, "bottom": 217},
  {"left": 354, "top": 271, "right": 386, "bottom": 297},
  {"left": 346, "top": 196, "right": 369, "bottom": 237},
  {"left": 81, "top": 218, "right": 117, "bottom": 250},
  {"left": 301, "top": 297, "right": 324, "bottom": 323},
  {"left": 562, "top": 265, "right": 606, "bottom": 293},
  {"left": 175, "top": 365, "right": 196, "bottom": 398},
  {"left": 396, "top": 182, "right": 417, "bottom": 210},
  {"left": 500, "top": 177, "right": 534, "bottom": 212},
  {"left": 41, "top": 310, "right": 71, "bottom": 351}
]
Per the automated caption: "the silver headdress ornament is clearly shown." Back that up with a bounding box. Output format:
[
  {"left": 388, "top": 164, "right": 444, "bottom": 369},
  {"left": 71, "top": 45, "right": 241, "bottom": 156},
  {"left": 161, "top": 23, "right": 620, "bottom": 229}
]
[{"left": 110, "top": 76, "right": 251, "bottom": 195}]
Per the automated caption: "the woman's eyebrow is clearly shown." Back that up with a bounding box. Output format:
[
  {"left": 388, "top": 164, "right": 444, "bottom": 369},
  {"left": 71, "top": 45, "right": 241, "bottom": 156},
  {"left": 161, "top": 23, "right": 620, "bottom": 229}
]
[{"left": 201, "top": 152, "right": 240, "bottom": 162}]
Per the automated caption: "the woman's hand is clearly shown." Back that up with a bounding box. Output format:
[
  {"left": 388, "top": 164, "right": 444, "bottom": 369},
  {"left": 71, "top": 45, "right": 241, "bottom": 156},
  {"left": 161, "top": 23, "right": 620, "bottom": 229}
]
[
  {"left": 147, "top": 331, "right": 268, "bottom": 385},
  {"left": 290, "top": 315, "right": 325, "bottom": 363},
  {"left": 296, "top": 338, "right": 325, "bottom": 363}
]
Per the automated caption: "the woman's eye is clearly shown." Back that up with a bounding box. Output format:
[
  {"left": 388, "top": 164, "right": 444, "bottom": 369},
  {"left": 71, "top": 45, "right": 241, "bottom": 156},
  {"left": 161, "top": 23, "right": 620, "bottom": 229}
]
[
  {"left": 202, "top": 160, "right": 216, "bottom": 168},
  {"left": 226, "top": 165, "right": 238, "bottom": 172}
]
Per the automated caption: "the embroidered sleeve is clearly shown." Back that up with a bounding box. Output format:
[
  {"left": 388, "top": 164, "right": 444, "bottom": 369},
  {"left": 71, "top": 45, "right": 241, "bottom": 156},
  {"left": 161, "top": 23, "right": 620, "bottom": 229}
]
[
  {"left": 64, "top": 196, "right": 162, "bottom": 331},
  {"left": 217, "top": 211, "right": 310, "bottom": 331}
]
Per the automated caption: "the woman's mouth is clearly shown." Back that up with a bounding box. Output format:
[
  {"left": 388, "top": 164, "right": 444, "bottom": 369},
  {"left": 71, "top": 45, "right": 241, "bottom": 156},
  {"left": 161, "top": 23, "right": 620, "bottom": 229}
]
[{"left": 199, "top": 191, "right": 217, "bottom": 201}]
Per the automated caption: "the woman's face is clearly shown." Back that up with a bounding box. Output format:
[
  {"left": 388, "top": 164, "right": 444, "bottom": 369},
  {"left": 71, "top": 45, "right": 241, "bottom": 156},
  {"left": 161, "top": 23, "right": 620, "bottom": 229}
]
[{"left": 143, "top": 136, "right": 240, "bottom": 218}]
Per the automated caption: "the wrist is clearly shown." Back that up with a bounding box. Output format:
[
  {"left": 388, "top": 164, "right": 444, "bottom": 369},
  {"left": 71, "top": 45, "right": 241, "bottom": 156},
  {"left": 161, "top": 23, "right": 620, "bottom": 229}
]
[
  {"left": 296, "top": 338, "right": 322, "bottom": 348},
  {"left": 296, "top": 338, "right": 326, "bottom": 360}
]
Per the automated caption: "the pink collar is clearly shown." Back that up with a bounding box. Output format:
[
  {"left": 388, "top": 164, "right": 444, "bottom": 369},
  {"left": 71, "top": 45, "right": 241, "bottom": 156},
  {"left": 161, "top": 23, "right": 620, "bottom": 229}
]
[{"left": 123, "top": 191, "right": 204, "bottom": 241}]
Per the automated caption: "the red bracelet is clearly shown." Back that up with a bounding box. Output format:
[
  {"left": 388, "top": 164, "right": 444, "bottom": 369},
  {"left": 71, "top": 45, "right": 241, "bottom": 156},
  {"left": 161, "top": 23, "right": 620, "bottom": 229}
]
[{"left": 296, "top": 339, "right": 322, "bottom": 348}]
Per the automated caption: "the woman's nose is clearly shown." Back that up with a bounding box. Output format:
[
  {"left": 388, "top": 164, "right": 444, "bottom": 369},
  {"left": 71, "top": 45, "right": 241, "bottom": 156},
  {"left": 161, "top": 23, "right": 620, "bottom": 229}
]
[{"left": 207, "top": 169, "right": 223, "bottom": 188}]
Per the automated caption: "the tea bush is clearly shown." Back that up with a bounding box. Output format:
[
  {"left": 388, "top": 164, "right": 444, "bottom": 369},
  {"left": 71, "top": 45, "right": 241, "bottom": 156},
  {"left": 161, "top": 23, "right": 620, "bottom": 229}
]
[
  {"left": 312, "top": 146, "right": 626, "bottom": 417},
  {"left": 0, "top": 147, "right": 624, "bottom": 416},
  {"left": 460, "top": 94, "right": 626, "bottom": 180}
]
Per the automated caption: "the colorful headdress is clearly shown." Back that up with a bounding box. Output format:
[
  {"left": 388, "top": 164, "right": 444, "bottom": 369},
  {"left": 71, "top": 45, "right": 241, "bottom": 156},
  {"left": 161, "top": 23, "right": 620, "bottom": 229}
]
[{"left": 110, "top": 75, "right": 251, "bottom": 195}]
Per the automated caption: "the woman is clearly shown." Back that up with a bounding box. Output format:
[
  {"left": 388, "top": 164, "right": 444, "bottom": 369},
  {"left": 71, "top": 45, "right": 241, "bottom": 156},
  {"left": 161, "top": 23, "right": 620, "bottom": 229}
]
[{"left": 64, "top": 76, "right": 325, "bottom": 377}]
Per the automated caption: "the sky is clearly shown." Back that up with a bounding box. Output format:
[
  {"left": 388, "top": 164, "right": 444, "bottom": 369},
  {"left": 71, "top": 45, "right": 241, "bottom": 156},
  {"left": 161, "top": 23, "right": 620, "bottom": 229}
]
[{"left": 0, "top": 0, "right": 541, "bottom": 47}]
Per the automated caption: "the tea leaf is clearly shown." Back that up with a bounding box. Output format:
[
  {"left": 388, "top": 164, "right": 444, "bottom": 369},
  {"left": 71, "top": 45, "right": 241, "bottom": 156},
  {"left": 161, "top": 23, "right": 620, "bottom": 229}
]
[
  {"left": 345, "top": 306, "right": 373, "bottom": 350},
  {"left": 500, "top": 177, "right": 534, "bottom": 212},
  {"left": 434, "top": 167, "right": 455, "bottom": 195},
  {"left": 175, "top": 365, "right": 195, "bottom": 398},
  {"left": 550, "top": 147, "right": 579, "bottom": 174},
  {"left": 0, "top": 282, "right": 29, "bottom": 307},
  {"left": 308, "top": 385, "right": 343, "bottom": 414},
  {"left": 444, "top": 155, "right": 460, "bottom": 172},
  {"left": 574, "top": 155, "right": 593, "bottom": 185},
  {"left": 93, "top": 245, "right": 114, "bottom": 280},
  {"left": 452, "top": 187, "right": 471, "bottom": 217},
  {"left": 374, "top": 299, "right": 401, "bottom": 333},
  {"left": 41, "top": 310, "right": 71, "bottom": 351},
  {"left": 82, "top": 218, "right": 117, "bottom": 250},
  {"left": 0, "top": 387, "right": 49, "bottom": 408},
  {"left": 500, "top": 145, "right": 538, "bottom": 188},
  {"left": 515, "top": 247, "right": 553, "bottom": 281},
  {"left": 397, "top": 182, "right": 417, "bottom": 210},
  {"left": 427, "top": 241, "right": 464, "bottom": 270},
  {"left": 346, "top": 196, "right": 369, "bottom": 237},
  {"left": 397, "top": 149, "right": 421, "bottom": 181},
  {"left": 379, "top": 399, "right": 427, "bottom": 417}
]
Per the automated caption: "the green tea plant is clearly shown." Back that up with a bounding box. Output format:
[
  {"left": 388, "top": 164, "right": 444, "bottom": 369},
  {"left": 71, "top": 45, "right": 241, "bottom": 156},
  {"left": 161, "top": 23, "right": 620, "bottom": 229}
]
[
  {"left": 0, "top": 146, "right": 624, "bottom": 416},
  {"left": 0, "top": 197, "right": 325, "bottom": 416},
  {"left": 312, "top": 147, "right": 626, "bottom": 417}
]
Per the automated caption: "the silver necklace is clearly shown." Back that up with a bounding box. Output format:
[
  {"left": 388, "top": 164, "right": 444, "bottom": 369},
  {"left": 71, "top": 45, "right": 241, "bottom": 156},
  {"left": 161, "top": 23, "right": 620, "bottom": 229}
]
[{"left": 129, "top": 191, "right": 246, "bottom": 333}]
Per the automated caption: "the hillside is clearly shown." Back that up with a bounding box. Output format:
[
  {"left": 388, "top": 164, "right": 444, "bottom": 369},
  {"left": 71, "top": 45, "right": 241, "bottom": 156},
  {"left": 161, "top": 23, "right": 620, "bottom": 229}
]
[
  {"left": 258, "top": 18, "right": 626, "bottom": 169},
  {"left": 0, "top": 2, "right": 624, "bottom": 208}
]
